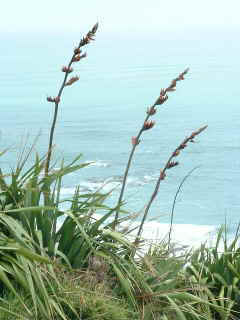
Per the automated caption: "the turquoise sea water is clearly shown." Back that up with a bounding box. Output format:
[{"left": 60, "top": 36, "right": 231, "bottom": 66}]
[{"left": 1, "top": 28, "right": 240, "bottom": 243}]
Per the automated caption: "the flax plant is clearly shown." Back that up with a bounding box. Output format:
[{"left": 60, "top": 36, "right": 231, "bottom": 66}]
[
  {"left": 114, "top": 68, "right": 189, "bottom": 229},
  {"left": 45, "top": 23, "right": 98, "bottom": 176},
  {"left": 0, "top": 214, "right": 76, "bottom": 320},
  {"left": 134, "top": 125, "right": 208, "bottom": 251}
]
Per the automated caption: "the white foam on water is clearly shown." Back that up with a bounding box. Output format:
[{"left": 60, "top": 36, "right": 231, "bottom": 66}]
[
  {"left": 57, "top": 210, "right": 216, "bottom": 250},
  {"left": 134, "top": 221, "right": 216, "bottom": 249},
  {"left": 79, "top": 179, "right": 121, "bottom": 193},
  {"left": 60, "top": 187, "right": 77, "bottom": 195},
  {"left": 58, "top": 170, "right": 161, "bottom": 200},
  {"left": 143, "top": 174, "right": 158, "bottom": 183},
  {"left": 80, "top": 175, "right": 145, "bottom": 191},
  {"left": 85, "top": 160, "right": 110, "bottom": 168},
  {"left": 59, "top": 175, "right": 148, "bottom": 196},
  {"left": 113, "top": 219, "right": 216, "bottom": 252},
  {"left": 126, "top": 176, "right": 145, "bottom": 186}
]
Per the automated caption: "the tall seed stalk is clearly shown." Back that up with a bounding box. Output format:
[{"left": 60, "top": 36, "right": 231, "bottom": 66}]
[
  {"left": 133, "top": 125, "right": 208, "bottom": 254},
  {"left": 113, "top": 68, "right": 189, "bottom": 229},
  {"left": 44, "top": 23, "right": 98, "bottom": 176}
]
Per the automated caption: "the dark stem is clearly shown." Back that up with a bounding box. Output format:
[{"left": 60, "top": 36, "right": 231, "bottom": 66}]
[
  {"left": 167, "top": 166, "right": 199, "bottom": 251},
  {"left": 134, "top": 153, "right": 173, "bottom": 244},
  {"left": 113, "top": 113, "right": 151, "bottom": 229},
  {"left": 44, "top": 58, "right": 74, "bottom": 176}
]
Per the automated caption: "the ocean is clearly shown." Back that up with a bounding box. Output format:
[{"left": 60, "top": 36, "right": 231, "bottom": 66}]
[{"left": 1, "top": 28, "right": 240, "bottom": 247}]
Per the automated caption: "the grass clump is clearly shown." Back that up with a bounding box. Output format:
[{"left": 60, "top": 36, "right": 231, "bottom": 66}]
[{"left": 0, "top": 268, "right": 136, "bottom": 320}]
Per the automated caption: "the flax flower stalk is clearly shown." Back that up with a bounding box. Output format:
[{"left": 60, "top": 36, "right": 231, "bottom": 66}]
[
  {"left": 44, "top": 23, "right": 98, "bottom": 176},
  {"left": 133, "top": 125, "right": 208, "bottom": 250},
  {"left": 113, "top": 68, "right": 189, "bottom": 229}
]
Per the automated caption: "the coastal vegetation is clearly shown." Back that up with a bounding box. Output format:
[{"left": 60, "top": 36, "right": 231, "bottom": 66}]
[{"left": 0, "top": 24, "right": 239, "bottom": 319}]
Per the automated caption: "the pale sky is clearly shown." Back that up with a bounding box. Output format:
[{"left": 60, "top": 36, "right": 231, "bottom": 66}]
[{"left": 1, "top": 0, "right": 240, "bottom": 35}]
